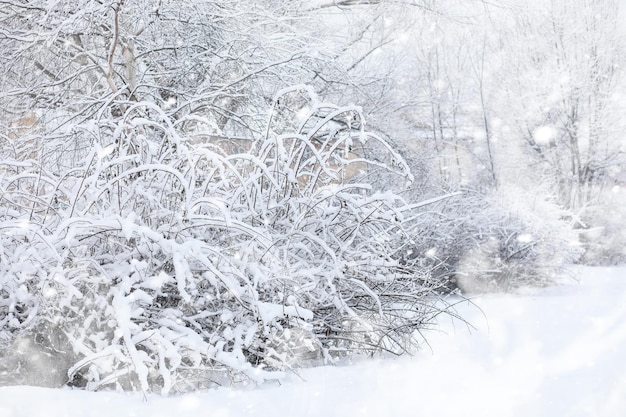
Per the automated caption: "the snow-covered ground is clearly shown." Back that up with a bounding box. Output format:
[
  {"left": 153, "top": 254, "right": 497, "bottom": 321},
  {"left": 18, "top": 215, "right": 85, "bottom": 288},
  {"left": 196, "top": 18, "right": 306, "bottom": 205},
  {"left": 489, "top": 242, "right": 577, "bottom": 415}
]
[{"left": 1, "top": 266, "right": 625, "bottom": 417}]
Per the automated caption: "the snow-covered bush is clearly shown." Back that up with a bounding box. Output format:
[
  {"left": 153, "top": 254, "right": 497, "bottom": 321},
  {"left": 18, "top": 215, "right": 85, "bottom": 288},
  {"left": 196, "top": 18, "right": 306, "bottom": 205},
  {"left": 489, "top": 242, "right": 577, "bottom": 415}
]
[
  {"left": 0, "top": 87, "right": 448, "bottom": 393},
  {"left": 576, "top": 185, "right": 626, "bottom": 265},
  {"left": 398, "top": 187, "right": 583, "bottom": 293}
]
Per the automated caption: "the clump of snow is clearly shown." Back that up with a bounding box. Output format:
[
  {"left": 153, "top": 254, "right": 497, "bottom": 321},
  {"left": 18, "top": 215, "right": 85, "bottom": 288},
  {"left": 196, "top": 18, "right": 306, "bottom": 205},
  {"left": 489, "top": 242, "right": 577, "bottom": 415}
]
[{"left": 532, "top": 125, "right": 558, "bottom": 145}]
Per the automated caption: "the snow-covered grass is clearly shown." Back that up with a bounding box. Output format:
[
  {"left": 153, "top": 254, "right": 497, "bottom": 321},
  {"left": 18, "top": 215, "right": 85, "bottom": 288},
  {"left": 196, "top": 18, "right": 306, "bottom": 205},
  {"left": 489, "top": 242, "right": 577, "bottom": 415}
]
[{"left": 2, "top": 266, "right": 625, "bottom": 416}]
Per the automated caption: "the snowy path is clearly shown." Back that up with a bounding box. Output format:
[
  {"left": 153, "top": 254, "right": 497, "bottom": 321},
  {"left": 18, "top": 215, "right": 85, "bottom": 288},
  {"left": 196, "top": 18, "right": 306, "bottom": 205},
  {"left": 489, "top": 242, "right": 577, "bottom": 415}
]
[{"left": 1, "top": 266, "right": 625, "bottom": 417}]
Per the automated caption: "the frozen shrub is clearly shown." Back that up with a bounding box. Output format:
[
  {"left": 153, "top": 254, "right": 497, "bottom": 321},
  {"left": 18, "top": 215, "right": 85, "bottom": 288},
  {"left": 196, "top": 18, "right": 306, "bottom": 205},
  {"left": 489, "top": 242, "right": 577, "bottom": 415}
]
[
  {"left": 0, "top": 87, "right": 449, "bottom": 393},
  {"left": 399, "top": 187, "right": 583, "bottom": 293},
  {"left": 577, "top": 185, "right": 626, "bottom": 265}
]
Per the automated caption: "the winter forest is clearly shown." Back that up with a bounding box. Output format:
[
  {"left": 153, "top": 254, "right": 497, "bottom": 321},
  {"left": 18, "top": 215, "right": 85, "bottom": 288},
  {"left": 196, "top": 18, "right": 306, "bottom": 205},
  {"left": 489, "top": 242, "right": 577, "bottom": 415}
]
[{"left": 0, "top": 0, "right": 625, "bottom": 395}]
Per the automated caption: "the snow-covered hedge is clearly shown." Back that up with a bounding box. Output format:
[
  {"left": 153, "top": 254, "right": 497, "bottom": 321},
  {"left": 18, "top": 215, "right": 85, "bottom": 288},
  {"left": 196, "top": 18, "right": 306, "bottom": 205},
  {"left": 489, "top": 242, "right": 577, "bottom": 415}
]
[{"left": 0, "top": 87, "right": 449, "bottom": 393}]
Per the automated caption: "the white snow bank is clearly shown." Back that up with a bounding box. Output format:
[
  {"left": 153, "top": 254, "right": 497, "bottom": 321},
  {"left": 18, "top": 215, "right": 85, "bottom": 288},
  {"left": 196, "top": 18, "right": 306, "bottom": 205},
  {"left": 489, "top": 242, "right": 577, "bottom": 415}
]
[{"left": 1, "top": 266, "right": 625, "bottom": 417}]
